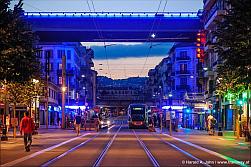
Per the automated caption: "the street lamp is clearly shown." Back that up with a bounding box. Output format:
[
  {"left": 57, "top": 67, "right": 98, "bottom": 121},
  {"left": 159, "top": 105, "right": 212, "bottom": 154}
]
[
  {"left": 62, "top": 86, "right": 67, "bottom": 92},
  {"left": 32, "top": 79, "right": 39, "bottom": 134}
]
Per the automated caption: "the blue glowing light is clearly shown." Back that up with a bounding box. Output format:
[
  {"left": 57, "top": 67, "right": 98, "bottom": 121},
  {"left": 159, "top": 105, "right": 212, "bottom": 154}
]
[
  {"left": 25, "top": 12, "right": 199, "bottom": 18},
  {"left": 185, "top": 108, "right": 191, "bottom": 113}
]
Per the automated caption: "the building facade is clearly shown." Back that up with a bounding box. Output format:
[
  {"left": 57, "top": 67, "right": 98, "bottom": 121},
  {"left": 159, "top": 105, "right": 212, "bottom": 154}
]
[
  {"left": 37, "top": 42, "right": 95, "bottom": 125},
  {"left": 202, "top": 0, "right": 232, "bottom": 129},
  {"left": 147, "top": 43, "right": 205, "bottom": 129}
]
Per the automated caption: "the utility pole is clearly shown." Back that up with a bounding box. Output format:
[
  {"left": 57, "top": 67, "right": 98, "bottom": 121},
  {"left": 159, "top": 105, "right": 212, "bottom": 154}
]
[
  {"left": 92, "top": 71, "right": 97, "bottom": 107},
  {"left": 61, "top": 55, "right": 66, "bottom": 129},
  {"left": 246, "top": 86, "right": 250, "bottom": 141},
  {"left": 45, "top": 52, "right": 50, "bottom": 129}
]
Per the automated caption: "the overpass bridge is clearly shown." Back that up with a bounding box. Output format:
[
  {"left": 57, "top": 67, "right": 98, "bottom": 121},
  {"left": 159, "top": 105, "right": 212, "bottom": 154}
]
[{"left": 25, "top": 12, "right": 203, "bottom": 42}]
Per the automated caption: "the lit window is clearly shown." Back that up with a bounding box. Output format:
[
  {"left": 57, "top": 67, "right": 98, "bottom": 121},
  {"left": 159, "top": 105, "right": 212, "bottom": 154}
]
[{"left": 58, "top": 77, "right": 62, "bottom": 84}]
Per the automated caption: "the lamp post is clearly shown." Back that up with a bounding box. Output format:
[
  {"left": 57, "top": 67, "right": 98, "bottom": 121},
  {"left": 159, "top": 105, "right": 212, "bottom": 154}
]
[
  {"left": 32, "top": 79, "right": 39, "bottom": 134},
  {"left": 246, "top": 86, "right": 250, "bottom": 141},
  {"left": 62, "top": 55, "right": 66, "bottom": 129}
]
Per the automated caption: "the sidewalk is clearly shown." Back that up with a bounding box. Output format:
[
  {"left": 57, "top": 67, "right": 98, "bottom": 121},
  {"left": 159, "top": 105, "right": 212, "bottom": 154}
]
[
  {"left": 156, "top": 127, "right": 250, "bottom": 162},
  {"left": 0, "top": 128, "right": 95, "bottom": 165}
]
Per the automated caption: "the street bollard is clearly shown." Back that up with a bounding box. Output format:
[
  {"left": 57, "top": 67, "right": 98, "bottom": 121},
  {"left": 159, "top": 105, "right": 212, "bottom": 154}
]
[
  {"left": 33, "top": 123, "right": 39, "bottom": 135},
  {"left": 218, "top": 127, "right": 223, "bottom": 136},
  {"left": 1, "top": 125, "right": 8, "bottom": 141}
]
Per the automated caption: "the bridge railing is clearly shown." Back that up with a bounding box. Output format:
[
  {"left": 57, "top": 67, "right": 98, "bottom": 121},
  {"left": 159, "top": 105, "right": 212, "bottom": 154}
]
[{"left": 25, "top": 12, "right": 200, "bottom": 18}]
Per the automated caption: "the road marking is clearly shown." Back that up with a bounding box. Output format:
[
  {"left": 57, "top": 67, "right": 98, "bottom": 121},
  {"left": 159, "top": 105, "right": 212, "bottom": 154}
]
[
  {"left": 93, "top": 124, "right": 122, "bottom": 167},
  {"left": 41, "top": 133, "right": 100, "bottom": 167},
  {"left": 155, "top": 134, "right": 210, "bottom": 167},
  {"left": 133, "top": 130, "right": 160, "bottom": 167},
  {"left": 163, "top": 134, "right": 249, "bottom": 167},
  {"left": 108, "top": 124, "right": 115, "bottom": 130},
  {"left": 1, "top": 133, "right": 91, "bottom": 167}
]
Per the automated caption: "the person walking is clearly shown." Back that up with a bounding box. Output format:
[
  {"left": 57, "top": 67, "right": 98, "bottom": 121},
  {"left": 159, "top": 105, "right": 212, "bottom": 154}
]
[
  {"left": 20, "top": 111, "right": 35, "bottom": 152},
  {"left": 74, "top": 113, "right": 81, "bottom": 136},
  {"left": 6, "top": 115, "right": 10, "bottom": 133}
]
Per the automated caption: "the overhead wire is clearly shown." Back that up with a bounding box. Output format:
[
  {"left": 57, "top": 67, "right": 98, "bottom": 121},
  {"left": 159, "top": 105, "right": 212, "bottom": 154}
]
[
  {"left": 23, "top": 2, "right": 43, "bottom": 12},
  {"left": 139, "top": 0, "right": 168, "bottom": 77},
  {"left": 86, "top": 0, "right": 112, "bottom": 79}
]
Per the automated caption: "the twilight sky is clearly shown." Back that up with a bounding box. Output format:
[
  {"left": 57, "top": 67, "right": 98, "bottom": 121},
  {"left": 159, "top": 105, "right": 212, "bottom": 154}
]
[{"left": 12, "top": 0, "right": 203, "bottom": 79}]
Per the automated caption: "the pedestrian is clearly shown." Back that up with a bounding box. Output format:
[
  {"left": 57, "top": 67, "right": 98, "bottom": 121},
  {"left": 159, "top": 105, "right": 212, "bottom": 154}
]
[
  {"left": 0, "top": 118, "right": 3, "bottom": 133},
  {"left": 207, "top": 114, "right": 216, "bottom": 135},
  {"left": 6, "top": 115, "right": 10, "bottom": 133},
  {"left": 20, "top": 111, "right": 35, "bottom": 152},
  {"left": 74, "top": 113, "right": 81, "bottom": 136}
]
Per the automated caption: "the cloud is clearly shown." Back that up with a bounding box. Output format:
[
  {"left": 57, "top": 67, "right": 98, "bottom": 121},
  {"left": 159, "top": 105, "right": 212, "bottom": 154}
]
[
  {"left": 90, "top": 42, "right": 173, "bottom": 60},
  {"left": 94, "top": 56, "right": 165, "bottom": 79},
  {"left": 81, "top": 42, "right": 142, "bottom": 47}
]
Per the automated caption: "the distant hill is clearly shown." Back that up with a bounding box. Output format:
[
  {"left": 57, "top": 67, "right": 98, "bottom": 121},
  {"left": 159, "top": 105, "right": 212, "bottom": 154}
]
[{"left": 97, "top": 76, "right": 147, "bottom": 87}]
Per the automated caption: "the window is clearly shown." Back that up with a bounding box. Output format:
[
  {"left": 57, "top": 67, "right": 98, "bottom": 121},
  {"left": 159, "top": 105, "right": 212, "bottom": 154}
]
[
  {"left": 51, "top": 77, "right": 54, "bottom": 83},
  {"left": 180, "top": 64, "right": 187, "bottom": 71},
  {"left": 67, "top": 63, "right": 71, "bottom": 69},
  {"left": 57, "top": 50, "right": 65, "bottom": 59},
  {"left": 67, "top": 50, "right": 71, "bottom": 60},
  {"left": 58, "top": 63, "right": 62, "bottom": 70},
  {"left": 50, "top": 63, "right": 54, "bottom": 71},
  {"left": 45, "top": 50, "right": 53, "bottom": 59},
  {"left": 58, "top": 77, "right": 62, "bottom": 85},
  {"left": 37, "top": 50, "right": 43, "bottom": 58},
  {"left": 49, "top": 88, "right": 51, "bottom": 97},
  {"left": 180, "top": 51, "right": 187, "bottom": 58},
  {"left": 180, "top": 78, "right": 187, "bottom": 85}
]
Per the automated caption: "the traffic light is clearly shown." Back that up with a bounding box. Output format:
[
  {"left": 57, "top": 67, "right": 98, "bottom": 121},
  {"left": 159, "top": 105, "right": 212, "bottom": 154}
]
[{"left": 196, "top": 30, "right": 206, "bottom": 62}]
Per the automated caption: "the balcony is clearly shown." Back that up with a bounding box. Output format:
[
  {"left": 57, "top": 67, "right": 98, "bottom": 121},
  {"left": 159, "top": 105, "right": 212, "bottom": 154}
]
[
  {"left": 176, "top": 85, "right": 190, "bottom": 91},
  {"left": 204, "top": 70, "right": 214, "bottom": 78},
  {"left": 57, "top": 69, "right": 76, "bottom": 76},
  {"left": 176, "top": 70, "right": 190, "bottom": 75},
  {"left": 204, "top": 2, "right": 226, "bottom": 29},
  {"left": 176, "top": 56, "right": 190, "bottom": 61}
]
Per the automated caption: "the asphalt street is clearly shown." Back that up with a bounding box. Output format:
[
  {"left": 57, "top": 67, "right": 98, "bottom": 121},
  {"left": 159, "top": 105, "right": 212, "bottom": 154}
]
[{"left": 1, "top": 118, "right": 250, "bottom": 167}]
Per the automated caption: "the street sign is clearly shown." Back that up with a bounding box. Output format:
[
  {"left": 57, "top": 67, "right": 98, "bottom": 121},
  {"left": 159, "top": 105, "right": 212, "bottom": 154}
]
[{"left": 166, "top": 112, "right": 171, "bottom": 121}]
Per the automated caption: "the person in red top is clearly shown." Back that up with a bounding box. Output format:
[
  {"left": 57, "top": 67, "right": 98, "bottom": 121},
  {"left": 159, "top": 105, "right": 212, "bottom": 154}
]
[{"left": 20, "top": 111, "right": 35, "bottom": 152}]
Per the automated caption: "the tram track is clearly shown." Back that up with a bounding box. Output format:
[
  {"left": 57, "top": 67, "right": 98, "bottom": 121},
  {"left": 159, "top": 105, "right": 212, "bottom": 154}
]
[
  {"left": 45, "top": 124, "right": 122, "bottom": 167},
  {"left": 152, "top": 133, "right": 211, "bottom": 167},
  {"left": 3, "top": 125, "right": 120, "bottom": 167},
  {"left": 133, "top": 130, "right": 160, "bottom": 167},
  {"left": 92, "top": 124, "right": 122, "bottom": 167},
  {"left": 2, "top": 133, "right": 92, "bottom": 167},
  {"left": 41, "top": 134, "right": 100, "bottom": 167},
  {"left": 161, "top": 133, "right": 248, "bottom": 167}
]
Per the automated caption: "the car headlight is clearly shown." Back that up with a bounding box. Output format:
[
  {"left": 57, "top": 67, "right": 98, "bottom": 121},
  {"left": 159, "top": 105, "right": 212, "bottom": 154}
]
[
  {"left": 107, "top": 120, "right": 110, "bottom": 124},
  {"left": 101, "top": 121, "right": 104, "bottom": 124}
]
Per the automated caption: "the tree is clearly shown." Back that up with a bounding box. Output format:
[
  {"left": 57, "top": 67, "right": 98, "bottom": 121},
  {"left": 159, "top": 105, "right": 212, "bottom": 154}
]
[
  {"left": 0, "top": 79, "right": 43, "bottom": 137},
  {"left": 0, "top": 0, "right": 40, "bottom": 83},
  {"left": 213, "top": 0, "right": 251, "bottom": 95}
]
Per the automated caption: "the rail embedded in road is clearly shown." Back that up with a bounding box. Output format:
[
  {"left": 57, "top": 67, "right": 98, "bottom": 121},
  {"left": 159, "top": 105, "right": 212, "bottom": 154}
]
[
  {"left": 133, "top": 130, "right": 160, "bottom": 167},
  {"left": 93, "top": 124, "right": 122, "bottom": 167}
]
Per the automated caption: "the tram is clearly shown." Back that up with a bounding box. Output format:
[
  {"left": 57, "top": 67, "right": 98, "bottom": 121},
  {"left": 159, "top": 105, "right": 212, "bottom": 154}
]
[{"left": 128, "top": 104, "right": 148, "bottom": 129}]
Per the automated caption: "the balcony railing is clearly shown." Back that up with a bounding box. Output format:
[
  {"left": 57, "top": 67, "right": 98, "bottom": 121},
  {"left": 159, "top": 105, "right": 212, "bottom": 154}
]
[
  {"left": 176, "top": 70, "right": 190, "bottom": 75},
  {"left": 176, "top": 56, "right": 190, "bottom": 61},
  {"left": 204, "top": 0, "right": 226, "bottom": 28},
  {"left": 176, "top": 85, "right": 190, "bottom": 90}
]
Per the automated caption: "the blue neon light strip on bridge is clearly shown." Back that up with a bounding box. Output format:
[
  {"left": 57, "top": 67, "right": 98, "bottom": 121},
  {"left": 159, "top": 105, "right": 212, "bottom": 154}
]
[{"left": 25, "top": 12, "right": 200, "bottom": 18}]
